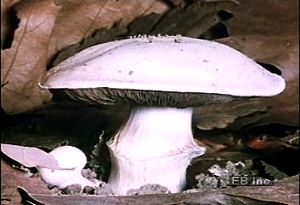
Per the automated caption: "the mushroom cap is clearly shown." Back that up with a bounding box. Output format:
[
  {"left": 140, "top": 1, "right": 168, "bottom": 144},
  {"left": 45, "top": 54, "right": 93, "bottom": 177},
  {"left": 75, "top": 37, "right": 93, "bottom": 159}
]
[{"left": 42, "top": 35, "right": 285, "bottom": 97}]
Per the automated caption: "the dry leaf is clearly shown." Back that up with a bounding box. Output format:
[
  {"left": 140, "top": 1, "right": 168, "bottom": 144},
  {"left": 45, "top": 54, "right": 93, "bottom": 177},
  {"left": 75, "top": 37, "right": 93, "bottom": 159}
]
[
  {"left": 194, "top": 98, "right": 268, "bottom": 130},
  {"left": 47, "top": 0, "right": 169, "bottom": 61},
  {"left": 1, "top": 0, "right": 61, "bottom": 114},
  {"left": 1, "top": 143, "right": 59, "bottom": 169}
]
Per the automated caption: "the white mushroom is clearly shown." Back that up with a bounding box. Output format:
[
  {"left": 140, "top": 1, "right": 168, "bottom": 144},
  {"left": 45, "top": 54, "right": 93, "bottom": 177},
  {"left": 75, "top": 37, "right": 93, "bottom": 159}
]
[
  {"left": 41, "top": 35, "right": 285, "bottom": 195},
  {"left": 38, "top": 146, "right": 97, "bottom": 189}
]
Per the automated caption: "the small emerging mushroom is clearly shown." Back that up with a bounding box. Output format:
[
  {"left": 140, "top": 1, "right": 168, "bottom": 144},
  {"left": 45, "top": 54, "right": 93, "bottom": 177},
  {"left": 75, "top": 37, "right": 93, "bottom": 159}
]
[
  {"left": 41, "top": 35, "right": 285, "bottom": 195},
  {"left": 38, "top": 146, "right": 97, "bottom": 190}
]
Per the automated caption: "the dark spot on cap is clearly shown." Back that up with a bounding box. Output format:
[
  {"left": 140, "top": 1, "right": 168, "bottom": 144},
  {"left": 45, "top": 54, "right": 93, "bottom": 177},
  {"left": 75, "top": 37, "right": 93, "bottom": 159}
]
[
  {"left": 174, "top": 37, "right": 183, "bottom": 43},
  {"left": 129, "top": 71, "right": 134, "bottom": 75}
]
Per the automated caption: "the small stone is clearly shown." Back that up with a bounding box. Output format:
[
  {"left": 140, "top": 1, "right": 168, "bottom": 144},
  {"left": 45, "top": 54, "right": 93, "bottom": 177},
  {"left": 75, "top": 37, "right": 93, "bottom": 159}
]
[
  {"left": 83, "top": 186, "right": 95, "bottom": 195},
  {"left": 126, "top": 184, "right": 170, "bottom": 196},
  {"left": 62, "top": 184, "right": 82, "bottom": 195}
]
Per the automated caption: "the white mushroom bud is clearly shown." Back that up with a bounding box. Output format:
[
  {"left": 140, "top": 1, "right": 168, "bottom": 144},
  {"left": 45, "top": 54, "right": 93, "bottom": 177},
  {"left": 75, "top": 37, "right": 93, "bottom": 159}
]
[
  {"left": 38, "top": 146, "right": 97, "bottom": 189},
  {"left": 41, "top": 35, "right": 285, "bottom": 195}
]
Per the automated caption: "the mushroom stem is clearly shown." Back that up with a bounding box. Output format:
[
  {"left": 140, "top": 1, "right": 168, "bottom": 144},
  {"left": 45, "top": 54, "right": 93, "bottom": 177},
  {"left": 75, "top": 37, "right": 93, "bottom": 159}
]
[{"left": 107, "top": 107, "right": 205, "bottom": 195}]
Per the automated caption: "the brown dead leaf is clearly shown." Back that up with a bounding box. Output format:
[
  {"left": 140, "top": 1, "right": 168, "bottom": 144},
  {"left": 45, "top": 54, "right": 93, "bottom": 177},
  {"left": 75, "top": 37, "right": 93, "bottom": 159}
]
[
  {"left": 47, "top": 0, "right": 169, "bottom": 62},
  {"left": 1, "top": 0, "right": 61, "bottom": 114},
  {"left": 215, "top": 0, "right": 299, "bottom": 126},
  {"left": 194, "top": 98, "right": 268, "bottom": 130}
]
